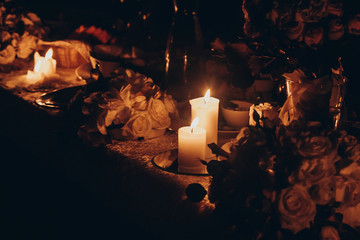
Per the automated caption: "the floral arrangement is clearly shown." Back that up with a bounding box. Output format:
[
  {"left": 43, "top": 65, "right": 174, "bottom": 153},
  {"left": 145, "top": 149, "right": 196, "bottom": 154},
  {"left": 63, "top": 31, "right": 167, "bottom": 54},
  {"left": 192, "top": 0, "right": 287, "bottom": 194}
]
[
  {"left": 196, "top": 110, "right": 360, "bottom": 239},
  {"left": 199, "top": 3, "right": 359, "bottom": 234},
  {"left": 78, "top": 68, "right": 179, "bottom": 146},
  {"left": 209, "top": 0, "right": 359, "bottom": 94},
  {"left": 0, "top": 0, "right": 47, "bottom": 68},
  {"left": 242, "top": 0, "right": 360, "bottom": 47}
]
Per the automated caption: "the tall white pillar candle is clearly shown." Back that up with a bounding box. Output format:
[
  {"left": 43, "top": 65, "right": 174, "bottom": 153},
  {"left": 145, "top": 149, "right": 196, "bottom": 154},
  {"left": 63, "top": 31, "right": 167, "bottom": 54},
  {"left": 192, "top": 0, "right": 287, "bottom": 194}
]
[
  {"left": 178, "top": 117, "right": 207, "bottom": 174},
  {"left": 189, "top": 89, "right": 219, "bottom": 160}
]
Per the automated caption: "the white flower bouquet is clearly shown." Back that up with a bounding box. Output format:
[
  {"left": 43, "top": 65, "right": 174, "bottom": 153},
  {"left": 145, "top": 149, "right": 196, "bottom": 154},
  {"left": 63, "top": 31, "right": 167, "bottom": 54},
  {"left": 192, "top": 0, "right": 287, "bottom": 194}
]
[{"left": 78, "top": 69, "right": 179, "bottom": 146}]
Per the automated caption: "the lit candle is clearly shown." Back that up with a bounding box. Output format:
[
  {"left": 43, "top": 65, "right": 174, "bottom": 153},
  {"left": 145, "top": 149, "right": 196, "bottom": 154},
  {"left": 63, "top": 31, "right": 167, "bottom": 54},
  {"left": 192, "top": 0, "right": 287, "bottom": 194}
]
[
  {"left": 26, "top": 48, "right": 57, "bottom": 83},
  {"left": 189, "top": 89, "right": 219, "bottom": 160},
  {"left": 26, "top": 60, "right": 44, "bottom": 84},
  {"left": 178, "top": 117, "right": 207, "bottom": 174}
]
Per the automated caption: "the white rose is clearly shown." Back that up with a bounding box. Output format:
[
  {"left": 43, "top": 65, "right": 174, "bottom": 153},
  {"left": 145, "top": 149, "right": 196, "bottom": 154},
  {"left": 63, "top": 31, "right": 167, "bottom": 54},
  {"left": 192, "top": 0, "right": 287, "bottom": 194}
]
[
  {"left": 278, "top": 184, "right": 316, "bottom": 234},
  {"left": 147, "top": 98, "right": 171, "bottom": 129},
  {"left": 133, "top": 95, "right": 147, "bottom": 111},
  {"left": 5, "top": 14, "right": 17, "bottom": 28},
  {"left": 340, "top": 162, "right": 360, "bottom": 181},
  {"left": 337, "top": 203, "right": 360, "bottom": 227},
  {"left": 27, "top": 12, "right": 42, "bottom": 24},
  {"left": 105, "top": 100, "right": 130, "bottom": 126},
  {"left": 309, "top": 177, "right": 336, "bottom": 205},
  {"left": 119, "top": 84, "right": 133, "bottom": 109},
  {"left": 16, "top": 32, "right": 37, "bottom": 59},
  {"left": 293, "top": 157, "right": 336, "bottom": 184},
  {"left": 320, "top": 226, "right": 340, "bottom": 240},
  {"left": 163, "top": 93, "right": 178, "bottom": 115},
  {"left": 346, "top": 144, "right": 360, "bottom": 162},
  {"left": 249, "top": 102, "right": 277, "bottom": 126},
  {"left": 0, "top": 44, "right": 16, "bottom": 65},
  {"left": 1, "top": 31, "right": 11, "bottom": 42},
  {"left": 122, "top": 111, "right": 152, "bottom": 139}
]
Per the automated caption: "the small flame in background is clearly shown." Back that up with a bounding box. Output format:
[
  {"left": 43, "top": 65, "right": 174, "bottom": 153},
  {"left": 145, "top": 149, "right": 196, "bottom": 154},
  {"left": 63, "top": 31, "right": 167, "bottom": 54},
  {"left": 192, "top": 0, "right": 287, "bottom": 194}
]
[
  {"left": 190, "top": 117, "right": 199, "bottom": 133},
  {"left": 45, "top": 48, "right": 53, "bottom": 60},
  {"left": 204, "top": 89, "right": 210, "bottom": 104}
]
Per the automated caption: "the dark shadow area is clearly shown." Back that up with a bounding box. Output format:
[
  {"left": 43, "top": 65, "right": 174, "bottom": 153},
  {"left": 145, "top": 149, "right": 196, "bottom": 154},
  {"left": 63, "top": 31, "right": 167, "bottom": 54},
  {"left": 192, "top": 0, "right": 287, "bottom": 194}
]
[
  {"left": 15, "top": 0, "right": 244, "bottom": 44},
  {"left": 1, "top": 134, "right": 156, "bottom": 240}
]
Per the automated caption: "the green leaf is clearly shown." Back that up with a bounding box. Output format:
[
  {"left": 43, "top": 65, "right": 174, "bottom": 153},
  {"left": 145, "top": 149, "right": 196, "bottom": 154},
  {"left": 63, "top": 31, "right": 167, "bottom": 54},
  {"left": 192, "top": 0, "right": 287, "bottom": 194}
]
[{"left": 208, "top": 143, "right": 230, "bottom": 158}]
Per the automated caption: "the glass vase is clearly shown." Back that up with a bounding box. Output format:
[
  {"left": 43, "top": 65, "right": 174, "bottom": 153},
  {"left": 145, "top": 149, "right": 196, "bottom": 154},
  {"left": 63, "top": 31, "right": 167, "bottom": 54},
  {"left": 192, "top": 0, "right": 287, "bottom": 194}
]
[{"left": 162, "top": 0, "right": 205, "bottom": 101}]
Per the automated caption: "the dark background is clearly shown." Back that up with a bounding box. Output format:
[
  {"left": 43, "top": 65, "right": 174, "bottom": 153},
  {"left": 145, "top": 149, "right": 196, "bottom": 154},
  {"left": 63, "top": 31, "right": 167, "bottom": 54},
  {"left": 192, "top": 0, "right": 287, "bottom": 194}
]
[{"left": 15, "top": 0, "right": 244, "bottom": 45}]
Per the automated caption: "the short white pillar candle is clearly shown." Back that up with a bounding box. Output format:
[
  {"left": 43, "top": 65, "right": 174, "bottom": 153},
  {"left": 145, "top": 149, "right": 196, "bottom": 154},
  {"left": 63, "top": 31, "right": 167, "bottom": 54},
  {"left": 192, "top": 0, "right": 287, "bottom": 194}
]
[{"left": 178, "top": 117, "right": 207, "bottom": 174}]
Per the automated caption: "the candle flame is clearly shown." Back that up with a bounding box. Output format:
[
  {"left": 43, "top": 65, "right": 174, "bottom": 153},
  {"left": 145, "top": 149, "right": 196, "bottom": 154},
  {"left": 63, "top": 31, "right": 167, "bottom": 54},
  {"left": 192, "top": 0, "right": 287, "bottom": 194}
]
[
  {"left": 190, "top": 117, "right": 199, "bottom": 133},
  {"left": 204, "top": 89, "right": 210, "bottom": 104},
  {"left": 34, "top": 60, "right": 42, "bottom": 72},
  {"left": 45, "top": 48, "right": 53, "bottom": 60}
]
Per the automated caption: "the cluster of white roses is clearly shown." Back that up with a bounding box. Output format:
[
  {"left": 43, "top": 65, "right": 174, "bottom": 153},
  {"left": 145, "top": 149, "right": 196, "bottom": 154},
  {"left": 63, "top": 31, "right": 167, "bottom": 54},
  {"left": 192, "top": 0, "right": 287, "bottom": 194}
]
[
  {"left": 276, "top": 121, "right": 360, "bottom": 236},
  {"left": 244, "top": 0, "right": 360, "bottom": 49},
  {"left": 205, "top": 117, "right": 360, "bottom": 239},
  {"left": 81, "top": 69, "right": 178, "bottom": 141}
]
